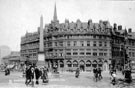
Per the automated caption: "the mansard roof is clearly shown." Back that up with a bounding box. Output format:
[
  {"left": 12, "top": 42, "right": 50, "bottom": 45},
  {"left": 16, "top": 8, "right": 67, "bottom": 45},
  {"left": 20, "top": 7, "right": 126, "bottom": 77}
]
[{"left": 46, "top": 19, "right": 111, "bottom": 36}]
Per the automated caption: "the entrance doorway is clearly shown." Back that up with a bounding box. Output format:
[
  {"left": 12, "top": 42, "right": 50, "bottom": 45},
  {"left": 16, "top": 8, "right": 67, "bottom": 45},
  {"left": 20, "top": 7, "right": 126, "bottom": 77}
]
[
  {"left": 80, "top": 65, "right": 85, "bottom": 71},
  {"left": 79, "top": 60, "right": 85, "bottom": 71}
]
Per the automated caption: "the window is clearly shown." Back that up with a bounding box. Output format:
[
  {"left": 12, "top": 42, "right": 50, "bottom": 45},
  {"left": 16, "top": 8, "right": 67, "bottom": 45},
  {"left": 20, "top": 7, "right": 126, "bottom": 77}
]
[
  {"left": 73, "top": 49, "right": 78, "bottom": 51},
  {"left": 66, "top": 49, "right": 71, "bottom": 51},
  {"left": 99, "top": 53, "right": 103, "bottom": 56},
  {"left": 73, "top": 41, "right": 77, "bottom": 46},
  {"left": 99, "top": 36, "right": 102, "bottom": 39},
  {"left": 93, "top": 49, "right": 97, "bottom": 51},
  {"left": 73, "top": 52, "right": 78, "bottom": 55},
  {"left": 80, "top": 52, "right": 85, "bottom": 55},
  {"left": 99, "top": 41, "right": 102, "bottom": 47},
  {"left": 80, "top": 49, "right": 84, "bottom": 51},
  {"left": 86, "top": 49, "right": 91, "bottom": 51},
  {"left": 87, "top": 41, "right": 90, "bottom": 46},
  {"left": 67, "top": 62, "right": 72, "bottom": 67},
  {"left": 55, "top": 42, "right": 57, "bottom": 46},
  {"left": 93, "top": 41, "right": 96, "bottom": 47},
  {"left": 93, "top": 35, "right": 96, "bottom": 38},
  {"left": 132, "top": 52, "right": 135, "bottom": 57},
  {"left": 86, "top": 61, "right": 91, "bottom": 67},
  {"left": 80, "top": 41, "right": 84, "bottom": 46},
  {"left": 59, "top": 49, "right": 63, "bottom": 51},
  {"left": 48, "top": 42, "right": 52, "bottom": 47},
  {"left": 104, "top": 53, "right": 107, "bottom": 56},
  {"left": 86, "top": 52, "right": 91, "bottom": 55},
  {"left": 59, "top": 53, "right": 63, "bottom": 56},
  {"left": 67, "top": 41, "right": 70, "bottom": 46},
  {"left": 66, "top": 52, "right": 71, "bottom": 55},
  {"left": 129, "top": 52, "right": 131, "bottom": 57},
  {"left": 93, "top": 52, "right": 97, "bottom": 56},
  {"left": 59, "top": 42, "right": 63, "bottom": 46},
  {"left": 104, "top": 42, "right": 107, "bottom": 47},
  {"left": 73, "top": 62, "right": 78, "bottom": 67}
]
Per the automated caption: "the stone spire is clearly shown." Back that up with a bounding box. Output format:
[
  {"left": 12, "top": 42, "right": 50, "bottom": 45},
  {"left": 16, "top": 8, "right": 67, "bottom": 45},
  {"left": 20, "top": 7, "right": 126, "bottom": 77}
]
[
  {"left": 53, "top": 2, "right": 57, "bottom": 21},
  {"left": 39, "top": 15, "right": 44, "bottom": 52}
]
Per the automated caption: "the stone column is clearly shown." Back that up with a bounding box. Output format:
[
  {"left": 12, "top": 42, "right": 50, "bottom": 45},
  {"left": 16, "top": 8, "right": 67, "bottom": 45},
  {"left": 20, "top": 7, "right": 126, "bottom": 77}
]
[{"left": 37, "top": 15, "right": 45, "bottom": 67}]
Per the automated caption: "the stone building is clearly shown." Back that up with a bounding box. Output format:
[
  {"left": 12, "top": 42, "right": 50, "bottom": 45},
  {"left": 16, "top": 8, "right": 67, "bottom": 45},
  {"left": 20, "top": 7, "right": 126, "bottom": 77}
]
[{"left": 20, "top": 4, "right": 135, "bottom": 71}]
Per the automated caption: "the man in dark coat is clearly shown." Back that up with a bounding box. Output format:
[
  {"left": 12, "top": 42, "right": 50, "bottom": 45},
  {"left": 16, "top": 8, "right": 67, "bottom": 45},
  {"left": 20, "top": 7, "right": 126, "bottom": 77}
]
[
  {"left": 25, "top": 65, "right": 32, "bottom": 85},
  {"left": 35, "top": 66, "right": 40, "bottom": 85}
]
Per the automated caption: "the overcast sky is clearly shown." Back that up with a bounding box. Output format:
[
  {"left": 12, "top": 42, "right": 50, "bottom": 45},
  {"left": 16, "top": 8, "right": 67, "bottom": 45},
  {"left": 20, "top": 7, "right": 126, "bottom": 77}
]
[{"left": 0, "top": 0, "right": 135, "bottom": 51}]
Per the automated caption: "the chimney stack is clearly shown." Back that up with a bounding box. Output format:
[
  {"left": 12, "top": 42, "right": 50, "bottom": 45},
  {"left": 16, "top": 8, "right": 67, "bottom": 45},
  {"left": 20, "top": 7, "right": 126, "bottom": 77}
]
[
  {"left": 113, "top": 23, "right": 117, "bottom": 31},
  {"left": 118, "top": 25, "right": 122, "bottom": 30},
  {"left": 128, "top": 28, "right": 132, "bottom": 33}
]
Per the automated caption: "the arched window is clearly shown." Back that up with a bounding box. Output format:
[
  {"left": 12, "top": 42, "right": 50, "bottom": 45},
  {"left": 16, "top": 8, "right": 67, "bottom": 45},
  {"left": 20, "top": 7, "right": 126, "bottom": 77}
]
[
  {"left": 67, "top": 61, "right": 72, "bottom": 67},
  {"left": 79, "top": 60, "right": 85, "bottom": 65},
  {"left": 98, "top": 61, "right": 103, "bottom": 67},
  {"left": 73, "top": 61, "right": 78, "bottom": 67},
  {"left": 59, "top": 60, "right": 64, "bottom": 68},
  {"left": 86, "top": 60, "right": 91, "bottom": 67},
  {"left": 92, "top": 60, "right": 97, "bottom": 68}
]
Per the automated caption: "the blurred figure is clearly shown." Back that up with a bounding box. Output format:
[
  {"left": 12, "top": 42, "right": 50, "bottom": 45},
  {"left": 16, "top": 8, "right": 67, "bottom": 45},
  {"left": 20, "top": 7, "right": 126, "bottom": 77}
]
[
  {"left": 5, "top": 68, "right": 10, "bottom": 76},
  {"left": 30, "top": 66, "right": 34, "bottom": 87},
  {"left": 93, "top": 67, "right": 98, "bottom": 82},
  {"left": 35, "top": 66, "right": 41, "bottom": 85},
  {"left": 41, "top": 66, "right": 48, "bottom": 83},
  {"left": 124, "top": 67, "right": 132, "bottom": 83},
  {"left": 75, "top": 68, "right": 80, "bottom": 78},
  {"left": 97, "top": 67, "right": 102, "bottom": 80},
  {"left": 25, "top": 65, "right": 32, "bottom": 86},
  {"left": 111, "top": 70, "right": 117, "bottom": 85}
]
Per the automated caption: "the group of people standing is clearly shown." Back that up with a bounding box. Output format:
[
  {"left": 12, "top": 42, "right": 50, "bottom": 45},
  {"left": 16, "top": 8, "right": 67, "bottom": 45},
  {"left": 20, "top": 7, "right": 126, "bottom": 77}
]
[
  {"left": 93, "top": 67, "right": 103, "bottom": 81},
  {"left": 24, "top": 65, "right": 48, "bottom": 86}
]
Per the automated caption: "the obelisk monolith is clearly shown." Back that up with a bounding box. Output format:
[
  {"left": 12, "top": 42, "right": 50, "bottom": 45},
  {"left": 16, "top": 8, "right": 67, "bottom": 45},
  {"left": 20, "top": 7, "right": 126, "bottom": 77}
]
[{"left": 37, "top": 15, "right": 45, "bottom": 67}]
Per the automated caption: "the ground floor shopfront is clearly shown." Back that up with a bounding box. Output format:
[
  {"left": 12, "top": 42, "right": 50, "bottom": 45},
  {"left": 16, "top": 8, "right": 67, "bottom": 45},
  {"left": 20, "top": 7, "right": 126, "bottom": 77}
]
[{"left": 45, "top": 59, "right": 111, "bottom": 72}]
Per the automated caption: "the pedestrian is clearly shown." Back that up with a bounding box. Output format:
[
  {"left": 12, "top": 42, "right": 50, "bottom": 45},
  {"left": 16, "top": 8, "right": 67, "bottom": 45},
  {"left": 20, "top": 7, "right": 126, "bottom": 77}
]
[
  {"left": 41, "top": 66, "right": 48, "bottom": 83},
  {"left": 124, "top": 68, "right": 132, "bottom": 83},
  {"left": 25, "top": 65, "right": 32, "bottom": 86},
  {"left": 35, "top": 66, "right": 40, "bottom": 85},
  {"left": 30, "top": 66, "right": 35, "bottom": 87},
  {"left": 75, "top": 68, "right": 80, "bottom": 78},
  {"left": 111, "top": 70, "right": 117, "bottom": 85},
  {"left": 97, "top": 67, "right": 102, "bottom": 80},
  {"left": 93, "top": 67, "right": 98, "bottom": 81}
]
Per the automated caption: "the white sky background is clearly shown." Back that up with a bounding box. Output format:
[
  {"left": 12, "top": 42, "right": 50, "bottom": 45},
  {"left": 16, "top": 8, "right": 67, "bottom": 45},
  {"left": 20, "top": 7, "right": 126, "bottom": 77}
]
[{"left": 0, "top": 0, "right": 135, "bottom": 51}]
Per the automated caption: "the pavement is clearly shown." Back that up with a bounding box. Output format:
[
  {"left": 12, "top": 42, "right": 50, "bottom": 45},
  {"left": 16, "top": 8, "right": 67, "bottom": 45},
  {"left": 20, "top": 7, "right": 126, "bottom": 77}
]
[{"left": 0, "top": 71, "right": 135, "bottom": 88}]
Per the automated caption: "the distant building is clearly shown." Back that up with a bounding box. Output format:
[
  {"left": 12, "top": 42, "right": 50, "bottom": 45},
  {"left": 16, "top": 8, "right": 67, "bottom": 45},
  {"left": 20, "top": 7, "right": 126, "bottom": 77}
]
[
  {"left": 3, "top": 51, "right": 20, "bottom": 64},
  {"left": 0, "top": 45, "right": 11, "bottom": 64},
  {"left": 20, "top": 4, "right": 135, "bottom": 71},
  {"left": 2, "top": 51, "right": 20, "bottom": 70}
]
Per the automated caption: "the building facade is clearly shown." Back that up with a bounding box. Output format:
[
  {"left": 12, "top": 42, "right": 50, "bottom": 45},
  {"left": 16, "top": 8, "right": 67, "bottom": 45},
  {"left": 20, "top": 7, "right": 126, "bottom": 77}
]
[
  {"left": 20, "top": 5, "right": 135, "bottom": 71},
  {"left": 0, "top": 45, "right": 11, "bottom": 64}
]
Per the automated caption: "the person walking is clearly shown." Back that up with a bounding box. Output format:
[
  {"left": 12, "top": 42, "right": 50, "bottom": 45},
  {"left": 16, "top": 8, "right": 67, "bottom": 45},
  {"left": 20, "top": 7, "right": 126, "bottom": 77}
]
[
  {"left": 41, "top": 66, "right": 48, "bottom": 83},
  {"left": 75, "top": 68, "right": 80, "bottom": 78},
  {"left": 30, "top": 66, "right": 35, "bottom": 87},
  {"left": 97, "top": 67, "right": 102, "bottom": 80},
  {"left": 93, "top": 67, "right": 98, "bottom": 82},
  {"left": 35, "top": 66, "right": 41, "bottom": 85},
  {"left": 111, "top": 71, "right": 117, "bottom": 85},
  {"left": 25, "top": 65, "right": 32, "bottom": 86}
]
